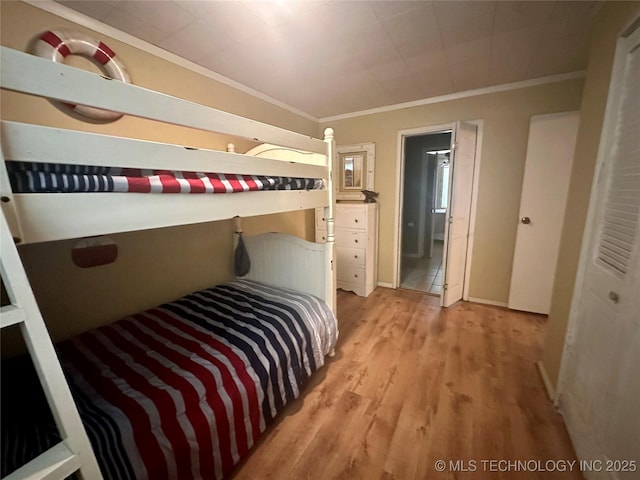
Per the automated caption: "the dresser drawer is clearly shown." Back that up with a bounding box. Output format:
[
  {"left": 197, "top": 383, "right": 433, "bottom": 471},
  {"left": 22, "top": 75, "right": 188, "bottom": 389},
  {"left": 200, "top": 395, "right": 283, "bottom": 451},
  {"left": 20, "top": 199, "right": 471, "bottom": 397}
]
[
  {"left": 336, "top": 246, "right": 366, "bottom": 267},
  {"left": 316, "top": 230, "right": 366, "bottom": 249},
  {"left": 337, "top": 264, "right": 365, "bottom": 285},
  {"left": 335, "top": 208, "right": 367, "bottom": 230},
  {"left": 335, "top": 230, "right": 367, "bottom": 248}
]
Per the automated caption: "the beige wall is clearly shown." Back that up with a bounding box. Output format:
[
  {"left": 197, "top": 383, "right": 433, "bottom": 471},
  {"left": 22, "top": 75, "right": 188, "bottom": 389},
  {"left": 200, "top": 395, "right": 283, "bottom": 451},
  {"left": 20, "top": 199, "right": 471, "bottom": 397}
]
[
  {"left": 542, "top": 1, "right": 640, "bottom": 388},
  {"left": 321, "top": 79, "right": 584, "bottom": 303},
  {"left": 0, "top": 1, "right": 315, "bottom": 351}
]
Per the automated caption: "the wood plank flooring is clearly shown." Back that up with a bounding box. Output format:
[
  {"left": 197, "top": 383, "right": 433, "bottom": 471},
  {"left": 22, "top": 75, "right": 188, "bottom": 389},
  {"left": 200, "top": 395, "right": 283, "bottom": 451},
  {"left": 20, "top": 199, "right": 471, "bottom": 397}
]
[{"left": 231, "top": 288, "right": 582, "bottom": 480}]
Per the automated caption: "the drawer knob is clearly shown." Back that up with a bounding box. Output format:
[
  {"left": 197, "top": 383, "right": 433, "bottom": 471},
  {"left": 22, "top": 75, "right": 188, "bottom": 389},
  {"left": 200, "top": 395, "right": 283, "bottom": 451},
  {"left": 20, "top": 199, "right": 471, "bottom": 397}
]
[
  {"left": 354, "top": 274, "right": 358, "bottom": 278},
  {"left": 354, "top": 239, "right": 359, "bottom": 243},
  {"left": 354, "top": 255, "right": 358, "bottom": 259},
  {"left": 354, "top": 219, "right": 359, "bottom": 223}
]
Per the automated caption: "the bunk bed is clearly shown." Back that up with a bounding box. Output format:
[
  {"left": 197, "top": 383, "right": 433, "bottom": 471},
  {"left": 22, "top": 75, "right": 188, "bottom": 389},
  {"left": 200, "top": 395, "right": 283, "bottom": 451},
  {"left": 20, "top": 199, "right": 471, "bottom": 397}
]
[{"left": 0, "top": 46, "right": 337, "bottom": 480}]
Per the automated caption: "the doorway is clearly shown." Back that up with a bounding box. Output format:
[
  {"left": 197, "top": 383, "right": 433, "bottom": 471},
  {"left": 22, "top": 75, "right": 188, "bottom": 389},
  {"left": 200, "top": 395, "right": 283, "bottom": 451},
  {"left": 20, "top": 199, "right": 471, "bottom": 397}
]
[
  {"left": 399, "top": 132, "right": 452, "bottom": 295},
  {"left": 394, "top": 122, "right": 479, "bottom": 307}
]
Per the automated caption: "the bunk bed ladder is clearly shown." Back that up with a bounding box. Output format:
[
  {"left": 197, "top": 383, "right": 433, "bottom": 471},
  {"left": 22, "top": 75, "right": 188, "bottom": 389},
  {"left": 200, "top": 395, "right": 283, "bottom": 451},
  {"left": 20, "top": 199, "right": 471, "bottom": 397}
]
[{"left": 0, "top": 211, "right": 103, "bottom": 480}]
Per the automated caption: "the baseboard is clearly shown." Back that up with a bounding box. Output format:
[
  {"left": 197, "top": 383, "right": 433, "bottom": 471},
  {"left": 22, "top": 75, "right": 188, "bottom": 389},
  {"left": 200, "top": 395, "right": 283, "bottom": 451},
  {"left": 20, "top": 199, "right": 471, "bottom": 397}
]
[
  {"left": 467, "top": 297, "right": 508, "bottom": 308},
  {"left": 536, "top": 360, "right": 556, "bottom": 402},
  {"left": 377, "top": 282, "right": 393, "bottom": 288}
]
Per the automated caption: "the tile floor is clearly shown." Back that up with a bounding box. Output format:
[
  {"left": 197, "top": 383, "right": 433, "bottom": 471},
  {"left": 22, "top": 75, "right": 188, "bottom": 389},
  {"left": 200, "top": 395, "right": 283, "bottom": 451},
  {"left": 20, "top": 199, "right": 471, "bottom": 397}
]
[{"left": 400, "top": 240, "right": 444, "bottom": 295}]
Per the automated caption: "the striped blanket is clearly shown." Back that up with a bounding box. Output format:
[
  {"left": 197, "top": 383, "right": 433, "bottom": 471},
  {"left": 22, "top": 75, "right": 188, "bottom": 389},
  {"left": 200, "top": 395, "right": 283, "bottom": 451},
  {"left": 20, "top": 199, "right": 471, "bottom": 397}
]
[
  {"left": 1, "top": 280, "right": 338, "bottom": 479},
  {"left": 6, "top": 161, "right": 323, "bottom": 194}
]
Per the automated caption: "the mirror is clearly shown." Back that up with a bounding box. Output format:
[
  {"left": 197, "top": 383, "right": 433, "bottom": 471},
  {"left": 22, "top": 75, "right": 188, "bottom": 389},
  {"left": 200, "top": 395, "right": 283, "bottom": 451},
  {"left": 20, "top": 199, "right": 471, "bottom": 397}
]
[
  {"left": 341, "top": 154, "right": 364, "bottom": 190},
  {"left": 337, "top": 143, "right": 375, "bottom": 201}
]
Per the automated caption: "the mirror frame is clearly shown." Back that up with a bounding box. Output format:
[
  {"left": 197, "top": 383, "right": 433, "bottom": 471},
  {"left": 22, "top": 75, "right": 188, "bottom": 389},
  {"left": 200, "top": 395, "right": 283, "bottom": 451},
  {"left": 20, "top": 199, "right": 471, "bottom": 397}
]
[{"left": 336, "top": 142, "right": 375, "bottom": 201}]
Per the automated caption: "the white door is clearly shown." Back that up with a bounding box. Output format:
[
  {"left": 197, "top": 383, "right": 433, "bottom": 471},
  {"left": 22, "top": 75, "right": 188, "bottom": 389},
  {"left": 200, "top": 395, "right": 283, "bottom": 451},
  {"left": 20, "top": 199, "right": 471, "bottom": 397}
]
[
  {"left": 508, "top": 112, "right": 580, "bottom": 314},
  {"left": 558, "top": 25, "right": 640, "bottom": 469},
  {"left": 442, "top": 122, "right": 477, "bottom": 307}
]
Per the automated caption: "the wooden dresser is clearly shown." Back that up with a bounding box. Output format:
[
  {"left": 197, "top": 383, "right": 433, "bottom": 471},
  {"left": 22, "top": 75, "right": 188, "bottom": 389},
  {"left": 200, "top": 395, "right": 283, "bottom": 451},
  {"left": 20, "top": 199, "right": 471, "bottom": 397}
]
[{"left": 316, "top": 202, "right": 378, "bottom": 297}]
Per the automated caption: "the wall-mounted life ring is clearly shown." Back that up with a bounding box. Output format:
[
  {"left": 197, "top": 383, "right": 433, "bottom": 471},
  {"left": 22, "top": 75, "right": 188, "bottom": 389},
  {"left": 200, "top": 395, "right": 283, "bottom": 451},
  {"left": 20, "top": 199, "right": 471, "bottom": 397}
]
[{"left": 33, "top": 29, "right": 131, "bottom": 122}]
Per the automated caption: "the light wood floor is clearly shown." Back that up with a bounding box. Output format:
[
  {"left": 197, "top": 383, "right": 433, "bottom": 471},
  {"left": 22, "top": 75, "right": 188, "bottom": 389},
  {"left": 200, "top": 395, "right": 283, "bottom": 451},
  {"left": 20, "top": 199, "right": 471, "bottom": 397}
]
[{"left": 231, "top": 288, "right": 582, "bottom": 480}]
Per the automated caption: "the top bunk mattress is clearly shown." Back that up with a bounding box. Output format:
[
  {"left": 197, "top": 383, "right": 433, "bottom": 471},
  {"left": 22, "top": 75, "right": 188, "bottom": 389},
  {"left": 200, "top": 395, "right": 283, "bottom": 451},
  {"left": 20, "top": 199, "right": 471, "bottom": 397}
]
[{"left": 6, "top": 161, "right": 323, "bottom": 194}]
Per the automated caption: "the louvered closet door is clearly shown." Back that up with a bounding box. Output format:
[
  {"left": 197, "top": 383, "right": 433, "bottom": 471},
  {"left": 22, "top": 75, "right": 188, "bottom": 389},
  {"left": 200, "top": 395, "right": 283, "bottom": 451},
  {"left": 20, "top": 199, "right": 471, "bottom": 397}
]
[{"left": 558, "top": 23, "right": 640, "bottom": 468}]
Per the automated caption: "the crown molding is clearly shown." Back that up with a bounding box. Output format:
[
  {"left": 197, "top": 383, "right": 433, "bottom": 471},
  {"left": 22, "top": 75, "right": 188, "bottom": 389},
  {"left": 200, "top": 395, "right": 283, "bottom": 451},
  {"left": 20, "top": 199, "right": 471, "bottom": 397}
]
[
  {"left": 319, "top": 71, "right": 586, "bottom": 123},
  {"left": 26, "top": 1, "right": 587, "bottom": 126}
]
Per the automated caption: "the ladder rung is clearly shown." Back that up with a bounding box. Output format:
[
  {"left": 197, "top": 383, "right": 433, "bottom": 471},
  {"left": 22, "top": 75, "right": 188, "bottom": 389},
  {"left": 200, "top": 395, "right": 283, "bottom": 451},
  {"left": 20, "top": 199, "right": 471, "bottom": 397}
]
[
  {"left": 3, "top": 442, "right": 81, "bottom": 480},
  {"left": 0, "top": 304, "right": 26, "bottom": 328}
]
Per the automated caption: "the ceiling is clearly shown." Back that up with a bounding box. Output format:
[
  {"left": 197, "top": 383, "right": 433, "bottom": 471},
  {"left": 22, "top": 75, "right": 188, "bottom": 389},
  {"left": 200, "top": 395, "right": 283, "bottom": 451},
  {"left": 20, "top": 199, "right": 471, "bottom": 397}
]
[{"left": 55, "top": 0, "right": 598, "bottom": 120}]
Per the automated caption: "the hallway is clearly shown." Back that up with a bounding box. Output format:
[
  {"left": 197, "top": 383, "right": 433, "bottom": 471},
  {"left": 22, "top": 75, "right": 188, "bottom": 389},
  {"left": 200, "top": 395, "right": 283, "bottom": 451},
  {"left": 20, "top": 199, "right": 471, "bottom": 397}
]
[{"left": 400, "top": 239, "right": 444, "bottom": 295}]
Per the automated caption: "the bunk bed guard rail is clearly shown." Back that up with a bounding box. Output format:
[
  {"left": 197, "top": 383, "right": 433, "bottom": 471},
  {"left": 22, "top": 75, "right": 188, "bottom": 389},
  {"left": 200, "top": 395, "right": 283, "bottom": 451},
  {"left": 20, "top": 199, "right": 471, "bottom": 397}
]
[{"left": 0, "top": 46, "right": 336, "bottom": 250}]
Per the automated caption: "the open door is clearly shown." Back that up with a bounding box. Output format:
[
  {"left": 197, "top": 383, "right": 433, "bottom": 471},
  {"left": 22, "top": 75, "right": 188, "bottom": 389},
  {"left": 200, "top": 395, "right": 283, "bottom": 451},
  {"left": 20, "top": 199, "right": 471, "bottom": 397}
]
[{"left": 442, "top": 122, "right": 477, "bottom": 307}]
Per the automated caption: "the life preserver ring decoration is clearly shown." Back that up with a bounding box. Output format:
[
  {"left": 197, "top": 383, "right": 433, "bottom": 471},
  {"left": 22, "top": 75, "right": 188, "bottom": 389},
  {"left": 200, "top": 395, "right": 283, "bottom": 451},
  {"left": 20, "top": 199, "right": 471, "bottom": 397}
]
[{"left": 33, "top": 29, "right": 131, "bottom": 122}]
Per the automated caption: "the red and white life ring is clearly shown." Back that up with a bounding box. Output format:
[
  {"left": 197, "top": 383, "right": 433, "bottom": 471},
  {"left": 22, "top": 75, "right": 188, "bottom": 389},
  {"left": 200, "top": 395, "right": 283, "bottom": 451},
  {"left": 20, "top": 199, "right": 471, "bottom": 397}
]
[{"left": 33, "top": 29, "right": 131, "bottom": 122}]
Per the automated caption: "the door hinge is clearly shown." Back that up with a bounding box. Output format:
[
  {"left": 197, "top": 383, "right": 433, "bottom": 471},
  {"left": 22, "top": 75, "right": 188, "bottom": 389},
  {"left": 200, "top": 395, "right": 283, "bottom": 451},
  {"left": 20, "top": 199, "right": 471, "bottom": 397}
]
[
  {"left": 443, "top": 283, "right": 448, "bottom": 290},
  {"left": 448, "top": 216, "right": 454, "bottom": 224},
  {"left": 451, "top": 142, "right": 457, "bottom": 151}
]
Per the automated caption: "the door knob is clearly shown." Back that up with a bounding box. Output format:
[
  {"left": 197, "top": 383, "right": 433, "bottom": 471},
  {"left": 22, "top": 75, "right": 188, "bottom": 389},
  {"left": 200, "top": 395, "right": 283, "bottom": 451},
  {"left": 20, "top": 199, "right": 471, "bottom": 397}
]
[{"left": 521, "top": 216, "right": 531, "bottom": 224}]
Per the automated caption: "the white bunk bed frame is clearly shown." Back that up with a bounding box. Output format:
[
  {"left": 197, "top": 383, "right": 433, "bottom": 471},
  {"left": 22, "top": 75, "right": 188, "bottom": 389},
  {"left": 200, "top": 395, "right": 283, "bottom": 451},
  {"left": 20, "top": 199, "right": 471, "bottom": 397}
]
[{"left": 0, "top": 46, "right": 336, "bottom": 480}]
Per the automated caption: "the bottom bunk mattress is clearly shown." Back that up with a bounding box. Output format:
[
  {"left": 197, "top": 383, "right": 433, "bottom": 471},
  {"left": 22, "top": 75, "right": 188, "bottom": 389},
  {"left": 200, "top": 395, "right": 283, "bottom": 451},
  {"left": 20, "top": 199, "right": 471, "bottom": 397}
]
[{"left": 1, "top": 279, "right": 338, "bottom": 479}]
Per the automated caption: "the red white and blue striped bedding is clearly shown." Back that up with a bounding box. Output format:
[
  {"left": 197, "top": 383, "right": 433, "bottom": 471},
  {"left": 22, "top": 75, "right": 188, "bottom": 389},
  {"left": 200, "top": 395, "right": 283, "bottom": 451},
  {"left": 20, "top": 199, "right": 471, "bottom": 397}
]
[
  {"left": 6, "top": 161, "right": 323, "bottom": 194},
  {"left": 1, "top": 279, "right": 338, "bottom": 479}
]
